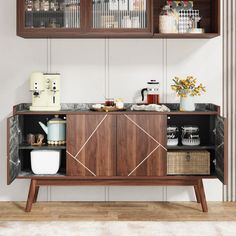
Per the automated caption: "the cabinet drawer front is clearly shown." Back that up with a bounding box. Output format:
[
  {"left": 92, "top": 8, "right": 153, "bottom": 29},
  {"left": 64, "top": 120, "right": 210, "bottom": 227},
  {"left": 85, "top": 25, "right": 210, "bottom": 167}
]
[
  {"left": 66, "top": 114, "right": 116, "bottom": 177},
  {"left": 117, "top": 114, "right": 167, "bottom": 177}
]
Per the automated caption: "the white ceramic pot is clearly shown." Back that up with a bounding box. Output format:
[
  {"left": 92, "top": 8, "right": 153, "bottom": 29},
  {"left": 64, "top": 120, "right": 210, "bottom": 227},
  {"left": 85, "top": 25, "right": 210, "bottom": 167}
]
[
  {"left": 31, "top": 150, "right": 61, "bottom": 175},
  {"left": 159, "top": 15, "right": 178, "bottom": 33},
  {"left": 180, "top": 95, "right": 195, "bottom": 111}
]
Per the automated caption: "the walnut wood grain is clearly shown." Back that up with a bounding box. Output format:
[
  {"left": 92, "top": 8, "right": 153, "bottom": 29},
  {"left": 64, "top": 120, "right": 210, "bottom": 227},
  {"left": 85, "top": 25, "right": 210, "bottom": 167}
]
[
  {"left": 66, "top": 115, "right": 116, "bottom": 177},
  {"left": 23, "top": 177, "right": 208, "bottom": 212},
  {"left": 36, "top": 178, "right": 198, "bottom": 186},
  {"left": 25, "top": 179, "right": 37, "bottom": 212},
  {"left": 33, "top": 186, "right": 40, "bottom": 203},
  {"left": 17, "top": 175, "right": 217, "bottom": 180},
  {"left": 117, "top": 115, "right": 167, "bottom": 177},
  {"left": 194, "top": 185, "right": 201, "bottom": 203},
  {"left": 197, "top": 179, "right": 208, "bottom": 212}
]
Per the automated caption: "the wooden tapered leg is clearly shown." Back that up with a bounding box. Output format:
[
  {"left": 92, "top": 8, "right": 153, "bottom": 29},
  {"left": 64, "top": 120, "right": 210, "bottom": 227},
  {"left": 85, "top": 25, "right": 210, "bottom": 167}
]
[
  {"left": 197, "top": 179, "right": 208, "bottom": 213},
  {"left": 25, "top": 179, "right": 37, "bottom": 212},
  {"left": 194, "top": 185, "right": 201, "bottom": 203},
  {"left": 33, "top": 186, "right": 40, "bottom": 203}
]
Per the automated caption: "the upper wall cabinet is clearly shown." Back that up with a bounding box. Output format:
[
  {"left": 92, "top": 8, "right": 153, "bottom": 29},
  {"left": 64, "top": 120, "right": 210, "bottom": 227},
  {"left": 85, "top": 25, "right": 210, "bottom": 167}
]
[
  {"left": 17, "top": 0, "right": 220, "bottom": 39},
  {"left": 18, "top": 0, "right": 86, "bottom": 38}
]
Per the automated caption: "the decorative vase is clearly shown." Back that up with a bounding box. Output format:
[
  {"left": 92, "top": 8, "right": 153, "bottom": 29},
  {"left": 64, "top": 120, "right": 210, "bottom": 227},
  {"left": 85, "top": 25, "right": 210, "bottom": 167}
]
[{"left": 180, "top": 94, "right": 195, "bottom": 111}]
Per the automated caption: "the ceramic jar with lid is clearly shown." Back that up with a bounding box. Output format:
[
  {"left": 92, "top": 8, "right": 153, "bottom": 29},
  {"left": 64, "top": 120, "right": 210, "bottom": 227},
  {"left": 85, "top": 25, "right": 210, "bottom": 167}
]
[
  {"left": 181, "top": 125, "right": 200, "bottom": 146},
  {"left": 41, "top": 0, "right": 50, "bottom": 11},
  {"left": 25, "top": 0, "right": 33, "bottom": 11},
  {"left": 159, "top": 5, "right": 178, "bottom": 33},
  {"left": 33, "top": 0, "right": 41, "bottom": 11},
  {"left": 50, "top": 0, "right": 59, "bottom": 11},
  {"left": 167, "top": 126, "right": 179, "bottom": 146}
]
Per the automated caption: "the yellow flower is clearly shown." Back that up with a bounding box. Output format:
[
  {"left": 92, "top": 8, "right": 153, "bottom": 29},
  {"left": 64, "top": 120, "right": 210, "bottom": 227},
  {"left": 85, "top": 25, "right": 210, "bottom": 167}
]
[{"left": 171, "top": 76, "right": 206, "bottom": 97}]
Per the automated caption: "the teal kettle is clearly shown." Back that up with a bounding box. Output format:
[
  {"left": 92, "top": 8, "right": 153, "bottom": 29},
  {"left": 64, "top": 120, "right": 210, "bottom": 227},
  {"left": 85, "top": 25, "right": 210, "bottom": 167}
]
[{"left": 39, "top": 115, "right": 66, "bottom": 145}]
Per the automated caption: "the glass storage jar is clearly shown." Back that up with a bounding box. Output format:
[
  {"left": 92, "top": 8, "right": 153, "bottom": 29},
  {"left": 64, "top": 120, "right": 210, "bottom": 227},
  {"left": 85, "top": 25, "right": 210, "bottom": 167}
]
[
  {"left": 33, "top": 0, "right": 41, "bottom": 11},
  {"left": 181, "top": 125, "right": 200, "bottom": 146},
  {"left": 50, "top": 0, "right": 59, "bottom": 11},
  {"left": 167, "top": 126, "right": 179, "bottom": 146},
  {"left": 25, "top": 0, "right": 33, "bottom": 11},
  {"left": 159, "top": 5, "right": 178, "bottom": 33},
  {"left": 41, "top": 0, "right": 50, "bottom": 11}
]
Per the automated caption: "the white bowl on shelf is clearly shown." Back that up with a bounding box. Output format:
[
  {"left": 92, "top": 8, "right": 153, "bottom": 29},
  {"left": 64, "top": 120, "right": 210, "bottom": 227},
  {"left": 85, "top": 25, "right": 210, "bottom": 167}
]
[{"left": 30, "top": 150, "right": 61, "bottom": 175}]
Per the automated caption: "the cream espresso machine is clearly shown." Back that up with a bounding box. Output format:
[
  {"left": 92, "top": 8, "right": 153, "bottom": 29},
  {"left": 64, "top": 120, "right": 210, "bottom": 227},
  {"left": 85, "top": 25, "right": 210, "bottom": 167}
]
[{"left": 30, "top": 72, "right": 61, "bottom": 111}]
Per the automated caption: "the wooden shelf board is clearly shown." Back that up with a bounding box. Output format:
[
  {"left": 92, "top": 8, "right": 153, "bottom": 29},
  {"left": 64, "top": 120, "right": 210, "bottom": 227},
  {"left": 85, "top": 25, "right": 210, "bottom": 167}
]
[
  {"left": 167, "top": 146, "right": 215, "bottom": 150},
  {"left": 25, "top": 10, "right": 64, "bottom": 14},
  {"left": 18, "top": 170, "right": 66, "bottom": 177},
  {"left": 154, "top": 33, "right": 220, "bottom": 39},
  {"left": 19, "top": 144, "right": 66, "bottom": 150},
  {"left": 17, "top": 174, "right": 217, "bottom": 180}
]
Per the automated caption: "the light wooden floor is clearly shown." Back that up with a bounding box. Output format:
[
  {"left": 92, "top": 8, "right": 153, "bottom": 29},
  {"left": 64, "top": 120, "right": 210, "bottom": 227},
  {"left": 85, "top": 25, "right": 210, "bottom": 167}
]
[{"left": 0, "top": 202, "right": 236, "bottom": 221}]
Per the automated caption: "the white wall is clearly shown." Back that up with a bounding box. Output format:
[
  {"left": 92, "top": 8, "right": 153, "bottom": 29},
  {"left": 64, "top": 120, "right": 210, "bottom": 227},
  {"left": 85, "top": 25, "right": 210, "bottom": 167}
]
[{"left": 0, "top": 1, "right": 223, "bottom": 202}]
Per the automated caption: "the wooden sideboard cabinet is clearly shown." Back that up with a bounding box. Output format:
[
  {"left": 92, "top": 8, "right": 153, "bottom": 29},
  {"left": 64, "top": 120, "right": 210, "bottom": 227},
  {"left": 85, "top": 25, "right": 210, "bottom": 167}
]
[
  {"left": 17, "top": 0, "right": 220, "bottom": 38},
  {"left": 7, "top": 103, "right": 227, "bottom": 212}
]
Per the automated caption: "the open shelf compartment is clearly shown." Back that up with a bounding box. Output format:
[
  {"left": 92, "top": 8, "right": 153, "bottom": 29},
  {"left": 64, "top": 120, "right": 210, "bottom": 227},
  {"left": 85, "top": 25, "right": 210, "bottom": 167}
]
[
  {"left": 17, "top": 114, "right": 67, "bottom": 177},
  {"left": 153, "top": 0, "right": 220, "bottom": 38},
  {"left": 167, "top": 114, "right": 217, "bottom": 176}
]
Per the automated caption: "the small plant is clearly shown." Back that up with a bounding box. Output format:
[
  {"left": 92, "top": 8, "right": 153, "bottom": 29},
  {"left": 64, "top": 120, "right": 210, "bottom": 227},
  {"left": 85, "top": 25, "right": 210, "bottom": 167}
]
[{"left": 171, "top": 76, "right": 206, "bottom": 97}]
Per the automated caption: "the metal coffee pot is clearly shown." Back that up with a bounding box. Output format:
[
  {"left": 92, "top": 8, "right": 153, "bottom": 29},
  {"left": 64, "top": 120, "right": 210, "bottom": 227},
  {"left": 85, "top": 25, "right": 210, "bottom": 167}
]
[{"left": 39, "top": 115, "right": 66, "bottom": 145}]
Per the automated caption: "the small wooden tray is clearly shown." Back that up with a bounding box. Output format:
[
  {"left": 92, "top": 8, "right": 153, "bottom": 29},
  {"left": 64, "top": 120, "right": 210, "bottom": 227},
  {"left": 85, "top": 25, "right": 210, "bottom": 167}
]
[{"left": 90, "top": 106, "right": 126, "bottom": 112}]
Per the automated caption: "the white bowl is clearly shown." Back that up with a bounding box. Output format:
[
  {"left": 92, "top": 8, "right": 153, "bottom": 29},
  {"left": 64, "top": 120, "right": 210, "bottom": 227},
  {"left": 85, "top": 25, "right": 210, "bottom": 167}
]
[{"left": 31, "top": 150, "right": 61, "bottom": 175}]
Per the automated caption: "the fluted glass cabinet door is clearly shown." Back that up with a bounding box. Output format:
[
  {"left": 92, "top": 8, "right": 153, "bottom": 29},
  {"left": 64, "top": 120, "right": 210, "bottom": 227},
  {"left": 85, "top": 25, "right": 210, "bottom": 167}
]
[
  {"left": 24, "top": 0, "right": 81, "bottom": 29},
  {"left": 91, "top": 0, "right": 150, "bottom": 31}
]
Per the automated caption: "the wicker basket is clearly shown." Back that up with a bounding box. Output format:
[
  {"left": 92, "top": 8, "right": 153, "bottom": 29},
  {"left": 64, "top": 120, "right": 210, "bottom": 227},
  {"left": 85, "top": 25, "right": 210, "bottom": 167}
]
[{"left": 167, "top": 151, "right": 210, "bottom": 175}]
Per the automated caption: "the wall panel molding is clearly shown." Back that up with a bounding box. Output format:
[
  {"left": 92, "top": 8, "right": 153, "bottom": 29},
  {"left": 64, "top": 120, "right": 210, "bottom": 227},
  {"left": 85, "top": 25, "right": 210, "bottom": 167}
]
[{"left": 223, "top": 0, "right": 236, "bottom": 202}]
